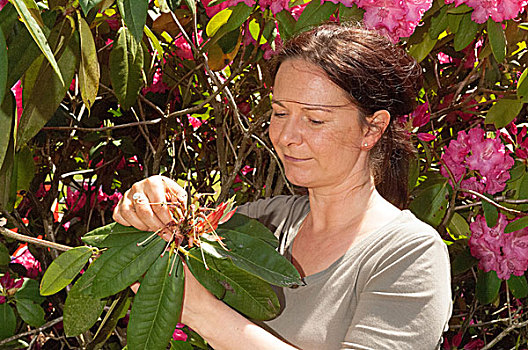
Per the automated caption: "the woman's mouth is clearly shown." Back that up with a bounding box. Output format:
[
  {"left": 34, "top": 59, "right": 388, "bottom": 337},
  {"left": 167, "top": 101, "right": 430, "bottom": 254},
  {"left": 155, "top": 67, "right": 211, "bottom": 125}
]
[{"left": 283, "top": 155, "right": 311, "bottom": 162}]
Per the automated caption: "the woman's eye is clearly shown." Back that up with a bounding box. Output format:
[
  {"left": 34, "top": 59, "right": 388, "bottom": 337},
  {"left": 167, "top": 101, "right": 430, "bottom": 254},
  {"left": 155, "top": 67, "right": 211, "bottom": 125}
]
[
  {"left": 272, "top": 112, "right": 287, "bottom": 117},
  {"left": 309, "top": 119, "right": 324, "bottom": 125}
]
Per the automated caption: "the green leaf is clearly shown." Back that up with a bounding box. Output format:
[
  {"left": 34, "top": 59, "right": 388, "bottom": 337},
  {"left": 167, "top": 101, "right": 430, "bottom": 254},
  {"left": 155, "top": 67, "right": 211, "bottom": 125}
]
[
  {"left": 218, "top": 213, "right": 278, "bottom": 248},
  {"left": 117, "top": 0, "right": 148, "bottom": 43},
  {"left": 409, "top": 176, "right": 450, "bottom": 227},
  {"left": 206, "top": 8, "right": 233, "bottom": 37},
  {"left": 517, "top": 68, "right": 528, "bottom": 102},
  {"left": 248, "top": 19, "right": 267, "bottom": 45},
  {"left": 0, "top": 26, "right": 7, "bottom": 107},
  {"left": 17, "top": 17, "right": 78, "bottom": 149},
  {"left": 276, "top": 10, "right": 296, "bottom": 41},
  {"left": 0, "top": 94, "right": 12, "bottom": 175},
  {"left": 451, "top": 247, "right": 478, "bottom": 275},
  {"left": 15, "top": 279, "right": 46, "bottom": 304},
  {"left": 63, "top": 249, "right": 119, "bottom": 337},
  {"left": 338, "top": 3, "right": 364, "bottom": 23},
  {"left": 505, "top": 216, "right": 528, "bottom": 233},
  {"left": 0, "top": 242, "right": 9, "bottom": 266},
  {"left": 0, "top": 3, "right": 18, "bottom": 40},
  {"left": 0, "top": 303, "right": 16, "bottom": 340},
  {"left": 447, "top": 212, "right": 470, "bottom": 238},
  {"left": 485, "top": 98, "right": 524, "bottom": 129},
  {"left": 109, "top": 27, "right": 144, "bottom": 110},
  {"left": 186, "top": 249, "right": 280, "bottom": 320},
  {"left": 144, "top": 26, "right": 164, "bottom": 61},
  {"left": 82, "top": 222, "right": 151, "bottom": 248},
  {"left": 207, "top": 0, "right": 230, "bottom": 7},
  {"left": 215, "top": 229, "right": 301, "bottom": 287},
  {"left": 454, "top": 12, "right": 479, "bottom": 51},
  {"left": 40, "top": 246, "right": 93, "bottom": 296},
  {"left": 487, "top": 19, "right": 506, "bottom": 63},
  {"left": 408, "top": 34, "right": 438, "bottom": 63},
  {"left": 79, "top": 0, "right": 103, "bottom": 16},
  {"left": 507, "top": 275, "right": 528, "bottom": 299},
  {"left": 170, "top": 340, "right": 194, "bottom": 350},
  {"left": 476, "top": 269, "right": 501, "bottom": 304},
  {"left": 481, "top": 196, "right": 498, "bottom": 228},
  {"left": 294, "top": 0, "right": 337, "bottom": 34},
  {"left": 91, "top": 236, "right": 166, "bottom": 299},
  {"left": 10, "top": 0, "right": 64, "bottom": 85},
  {"left": 204, "top": 2, "right": 252, "bottom": 51},
  {"left": 447, "top": 4, "right": 472, "bottom": 14},
  {"left": 78, "top": 16, "right": 100, "bottom": 110},
  {"left": 429, "top": 5, "right": 448, "bottom": 39},
  {"left": 128, "top": 254, "right": 184, "bottom": 350},
  {"left": 0, "top": 119, "right": 15, "bottom": 211},
  {"left": 16, "top": 298, "right": 45, "bottom": 327},
  {"left": 13, "top": 146, "right": 35, "bottom": 195}
]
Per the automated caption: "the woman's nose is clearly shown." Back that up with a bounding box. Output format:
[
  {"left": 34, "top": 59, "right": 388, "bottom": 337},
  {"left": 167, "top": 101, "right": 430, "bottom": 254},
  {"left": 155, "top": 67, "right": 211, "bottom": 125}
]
[{"left": 278, "top": 116, "right": 303, "bottom": 146}]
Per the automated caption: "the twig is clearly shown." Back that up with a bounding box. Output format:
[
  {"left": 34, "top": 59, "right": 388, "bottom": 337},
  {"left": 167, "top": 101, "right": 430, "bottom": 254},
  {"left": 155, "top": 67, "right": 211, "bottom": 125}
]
[
  {"left": 459, "top": 188, "right": 527, "bottom": 216},
  {"left": 0, "top": 317, "right": 64, "bottom": 346},
  {"left": 0, "top": 226, "right": 73, "bottom": 252},
  {"left": 480, "top": 319, "right": 528, "bottom": 350},
  {"left": 455, "top": 198, "right": 528, "bottom": 210}
]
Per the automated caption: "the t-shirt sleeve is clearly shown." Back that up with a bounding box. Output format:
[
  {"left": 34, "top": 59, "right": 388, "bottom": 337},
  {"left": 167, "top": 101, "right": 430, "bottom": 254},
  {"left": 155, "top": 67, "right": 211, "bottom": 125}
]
[{"left": 341, "top": 231, "right": 452, "bottom": 350}]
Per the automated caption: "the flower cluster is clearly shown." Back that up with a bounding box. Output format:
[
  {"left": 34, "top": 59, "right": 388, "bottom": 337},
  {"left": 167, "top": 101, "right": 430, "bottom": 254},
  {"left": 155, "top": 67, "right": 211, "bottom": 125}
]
[
  {"left": 444, "top": 0, "right": 528, "bottom": 23},
  {"left": 440, "top": 127, "right": 514, "bottom": 195},
  {"left": 66, "top": 184, "right": 123, "bottom": 213},
  {"left": 11, "top": 245, "right": 41, "bottom": 279},
  {"left": 469, "top": 214, "right": 528, "bottom": 280},
  {"left": 0, "top": 272, "right": 23, "bottom": 304}
]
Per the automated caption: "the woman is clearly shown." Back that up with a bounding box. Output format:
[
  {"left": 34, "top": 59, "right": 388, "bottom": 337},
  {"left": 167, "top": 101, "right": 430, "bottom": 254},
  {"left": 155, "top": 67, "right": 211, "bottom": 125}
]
[{"left": 113, "top": 23, "right": 452, "bottom": 350}]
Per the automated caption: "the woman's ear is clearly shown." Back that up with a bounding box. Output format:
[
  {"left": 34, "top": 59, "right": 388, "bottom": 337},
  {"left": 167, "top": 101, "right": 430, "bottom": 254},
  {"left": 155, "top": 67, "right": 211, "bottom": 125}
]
[{"left": 362, "top": 110, "right": 390, "bottom": 149}]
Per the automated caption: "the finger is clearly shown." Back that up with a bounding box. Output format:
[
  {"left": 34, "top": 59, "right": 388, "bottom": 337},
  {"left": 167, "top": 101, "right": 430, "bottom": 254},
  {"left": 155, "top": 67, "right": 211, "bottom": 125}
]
[
  {"left": 127, "top": 190, "right": 165, "bottom": 231},
  {"left": 112, "top": 206, "right": 132, "bottom": 227},
  {"left": 144, "top": 177, "right": 185, "bottom": 224}
]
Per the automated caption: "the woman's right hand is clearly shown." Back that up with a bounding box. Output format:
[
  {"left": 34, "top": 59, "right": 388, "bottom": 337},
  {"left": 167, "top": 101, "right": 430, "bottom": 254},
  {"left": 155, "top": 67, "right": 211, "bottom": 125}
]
[{"left": 112, "top": 175, "right": 187, "bottom": 237}]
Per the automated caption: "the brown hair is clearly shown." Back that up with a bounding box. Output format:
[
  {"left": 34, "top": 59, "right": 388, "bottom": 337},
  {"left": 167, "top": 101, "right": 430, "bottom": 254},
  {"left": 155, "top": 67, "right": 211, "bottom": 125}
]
[{"left": 271, "top": 23, "right": 421, "bottom": 208}]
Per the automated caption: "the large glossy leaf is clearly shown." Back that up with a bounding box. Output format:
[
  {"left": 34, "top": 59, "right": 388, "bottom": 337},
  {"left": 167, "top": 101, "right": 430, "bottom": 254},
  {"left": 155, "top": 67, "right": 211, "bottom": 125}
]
[
  {"left": 78, "top": 16, "right": 100, "bottom": 109},
  {"left": 0, "top": 93, "right": 13, "bottom": 170},
  {"left": 429, "top": 5, "right": 448, "bottom": 39},
  {"left": 0, "top": 242, "right": 9, "bottom": 266},
  {"left": 485, "top": 98, "right": 524, "bottom": 128},
  {"left": 128, "top": 254, "right": 184, "bottom": 350},
  {"left": 454, "top": 12, "right": 479, "bottom": 51},
  {"left": 15, "top": 279, "right": 46, "bottom": 304},
  {"left": 82, "top": 222, "right": 151, "bottom": 248},
  {"left": 408, "top": 34, "right": 437, "bottom": 63},
  {"left": 109, "top": 27, "right": 144, "bottom": 110},
  {"left": 409, "top": 175, "right": 449, "bottom": 227},
  {"left": 186, "top": 249, "right": 280, "bottom": 320},
  {"left": 11, "top": 0, "right": 64, "bottom": 84},
  {"left": 517, "top": 68, "right": 528, "bottom": 101},
  {"left": 505, "top": 216, "right": 528, "bottom": 233},
  {"left": 40, "top": 246, "right": 93, "bottom": 296},
  {"left": 218, "top": 213, "right": 278, "bottom": 248},
  {"left": 276, "top": 10, "right": 296, "bottom": 41},
  {"left": 451, "top": 246, "right": 478, "bottom": 275},
  {"left": 63, "top": 248, "right": 119, "bottom": 337},
  {"left": 214, "top": 229, "right": 300, "bottom": 287},
  {"left": 16, "top": 298, "right": 45, "bottom": 327},
  {"left": 17, "top": 17, "right": 78, "bottom": 149},
  {"left": 0, "top": 26, "right": 7, "bottom": 107},
  {"left": 447, "top": 212, "right": 470, "bottom": 238},
  {"left": 117, "top": 0, "right": 148, "bottom": 42},
  {"left": 0, "top": 303, "right": 16, "bottom": 340},
  {"left": 487, "top": 19, "right": 506, "bottom": 63},
  {"left": 507, "top": 275, "right": 528, "bottom": 299},
  {"left": 0, "top": 116, "right": 14, "bottom": 211},
  {"left": 92, "top": 236, "right": 166, "bottom": 299},
  {"left": 0, "top": 3, "right": 18, "bottom": 40},
  {"left": 481, "top": 196, "right": 498, "bottom": 228},
  {"left": 79, "top": 0, "right": 103, "bottom": 16},
  {"left": 204, "top": 3, "right": 252, "bottom": 50},
  {"left": 294, "top": 0, "right": 337, "bottom": 34},
  {"left": 476, "top": 270, "right": 501, "bottom": 304}
]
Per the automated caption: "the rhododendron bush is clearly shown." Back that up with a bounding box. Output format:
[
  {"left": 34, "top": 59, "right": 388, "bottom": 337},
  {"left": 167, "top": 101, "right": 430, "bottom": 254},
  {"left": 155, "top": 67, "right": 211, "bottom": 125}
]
[{"left": 1, "top": 0, "right": 528, "bottom": 348}]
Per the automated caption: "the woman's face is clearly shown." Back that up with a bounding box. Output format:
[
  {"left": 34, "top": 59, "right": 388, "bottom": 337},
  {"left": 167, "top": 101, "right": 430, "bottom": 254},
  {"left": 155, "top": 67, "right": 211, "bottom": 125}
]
[{"left": 269, "top": 59, "right": 371, "bottom": 190}]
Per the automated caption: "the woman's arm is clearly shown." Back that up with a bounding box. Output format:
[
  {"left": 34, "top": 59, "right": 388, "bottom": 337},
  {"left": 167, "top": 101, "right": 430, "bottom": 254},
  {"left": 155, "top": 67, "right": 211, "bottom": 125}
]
[{"left": 115, "top": 175, "right": 299, "bottom": 350}]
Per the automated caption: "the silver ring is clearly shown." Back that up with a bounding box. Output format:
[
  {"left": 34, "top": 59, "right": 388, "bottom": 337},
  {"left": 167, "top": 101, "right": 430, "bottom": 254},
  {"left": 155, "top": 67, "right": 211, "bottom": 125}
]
[{"left": 132, "top": 192, "right": 148, "bottom": 204}]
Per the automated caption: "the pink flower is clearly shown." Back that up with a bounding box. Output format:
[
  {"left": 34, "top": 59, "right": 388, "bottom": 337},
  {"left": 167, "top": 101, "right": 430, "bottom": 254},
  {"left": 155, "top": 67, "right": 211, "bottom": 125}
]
[
  {"left": 445, "top": 0, "right": 528, "bottom": 23},
  {"left": 201, "top": 0, "right": 255, "bottom": 17},
  {"left": 187, "top": 115, "right": 203, "bottom": 130},
  {"left": 259, "top": 0, "right": 290, "bottom": 14},
  {"left": 0, "top": 0, "right": 8, "bottom": 10},
  {"left": 411, "top": 102, "right": 430, "bottom": 128},
  {"left": 441, "top": 127, "right": 514, "bottom": 195},
  {"left": 11, "top": 80, "right": 23, "bottom": 122},
  {"left": 172, "top": 323, "right": 187, "bottom": 341},
  {"left": 437, "top": 52, "right": 453, "bottom": 64},
  {"left": 11, "top": 245, "right": 41, "bottom": 279},
  {"left": 469, "top": 214, "right": 528, "bottom": 280},
  {"left": 0, "top": 272, "right": 24, "bottom": 303},
  {"left": 66, "top": 183, "right": 123, "bottom": 213},
  {"left": 142, "top": 69, "right": 169, "bottom": 94},
  {"left": 417, "top": 133, "right": 436, "bottom": 142},
  {"left": 173, "top": 30, "right": 204, "bottom": 60},
  {"left": 464, "top": 338, "right": 485, "bottom": 350},
  {"left": 290, "top": 3, "right": 308, "bottom": 19},
  {"left": 356, "top": 0, "right": 433, "bottom": 42}
]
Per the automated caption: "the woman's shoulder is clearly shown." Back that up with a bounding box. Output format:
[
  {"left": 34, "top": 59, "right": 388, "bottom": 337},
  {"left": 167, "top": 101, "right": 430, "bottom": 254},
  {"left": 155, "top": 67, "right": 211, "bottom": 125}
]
[{"left": 236, "top": 195, "right": 309, "bottom": 221}]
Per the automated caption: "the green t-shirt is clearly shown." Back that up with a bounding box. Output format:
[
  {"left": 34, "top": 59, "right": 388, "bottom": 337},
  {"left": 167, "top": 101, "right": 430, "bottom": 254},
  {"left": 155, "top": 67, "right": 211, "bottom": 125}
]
[{"left": 237, "top": 195, "right": 452, "bottom": 350}]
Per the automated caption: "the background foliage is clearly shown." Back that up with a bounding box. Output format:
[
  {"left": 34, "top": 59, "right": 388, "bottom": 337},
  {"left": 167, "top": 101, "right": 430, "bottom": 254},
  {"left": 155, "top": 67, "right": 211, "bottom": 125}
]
[{"left": 1, "top": 0, "right": 528, "bottom": 348}]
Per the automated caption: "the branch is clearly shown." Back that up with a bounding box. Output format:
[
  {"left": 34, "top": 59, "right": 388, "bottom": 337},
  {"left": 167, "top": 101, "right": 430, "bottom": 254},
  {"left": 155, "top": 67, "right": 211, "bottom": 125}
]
[
  {"left": 481, "top": 319, "right": 528, "bottom": 350},
  {"left": 0, "top": 226, "right": 73, "bottom": 252},
  {"left": 0, "top": 317, "right": 63, "bottom": 346},
  {"left": 459, "top": 188, "right": 527, "bottom": 217}
]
